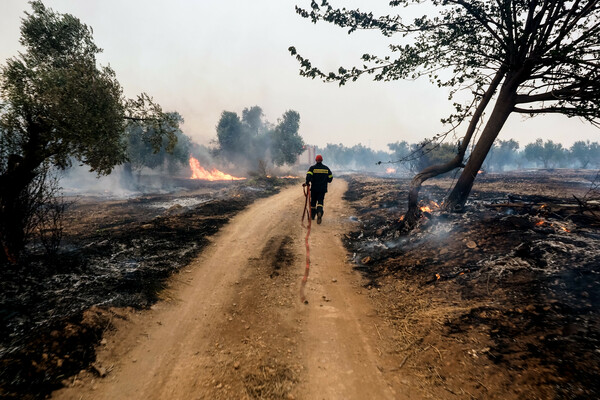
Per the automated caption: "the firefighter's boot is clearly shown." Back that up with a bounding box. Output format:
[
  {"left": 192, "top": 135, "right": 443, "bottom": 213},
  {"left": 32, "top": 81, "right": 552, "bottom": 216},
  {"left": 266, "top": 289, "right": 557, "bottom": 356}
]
[{"left": 317, "top": 209, "right": 323, "bottom": 224}]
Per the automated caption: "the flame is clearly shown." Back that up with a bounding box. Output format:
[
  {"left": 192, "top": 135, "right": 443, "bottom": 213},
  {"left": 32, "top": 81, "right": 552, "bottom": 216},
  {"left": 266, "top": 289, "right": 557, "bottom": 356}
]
[
  {"left": 436, "top": 273, "right": 441, "bottom": 280},
  {"left": 477, "top": 170, "right": 484, "bottom": 174},
  {"left": 556, "top": 224, "right": 570, "bottom": 233},
  {"left": 399, "top": 215, "right": 405, "bottom": 221},
  {"left": 189, "top": 157, "right": 245, "bottom": 181},
  {"left": 280, "top": 175, "right": 298, "bottom": 179},
  {"left": 386, "top": 167, "right": 396, "bottom": 174},
  {"left": 419, "top": 200, "right": 440, "bottom": 214},
  {"left": 536, "top": 218, "right": 571, "bottom": 232}
]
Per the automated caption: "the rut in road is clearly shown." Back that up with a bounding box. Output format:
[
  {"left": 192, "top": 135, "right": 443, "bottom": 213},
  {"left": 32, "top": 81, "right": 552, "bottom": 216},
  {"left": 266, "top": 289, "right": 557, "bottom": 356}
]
[{"left": 53, "top": 180, "right": 407, "bottom": 400}]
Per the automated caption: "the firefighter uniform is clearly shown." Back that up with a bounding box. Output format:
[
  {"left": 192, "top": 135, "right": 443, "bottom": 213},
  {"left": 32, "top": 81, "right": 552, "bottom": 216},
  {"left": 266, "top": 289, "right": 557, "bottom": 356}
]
[{"left": 306, "top": 161, "right": 333, "bottom": 223}]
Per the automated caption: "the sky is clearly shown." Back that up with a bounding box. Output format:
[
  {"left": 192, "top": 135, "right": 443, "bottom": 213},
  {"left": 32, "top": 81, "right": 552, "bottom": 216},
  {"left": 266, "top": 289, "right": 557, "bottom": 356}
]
[{"left": 1, "top": 0, "right": 599, "bottom": 152}]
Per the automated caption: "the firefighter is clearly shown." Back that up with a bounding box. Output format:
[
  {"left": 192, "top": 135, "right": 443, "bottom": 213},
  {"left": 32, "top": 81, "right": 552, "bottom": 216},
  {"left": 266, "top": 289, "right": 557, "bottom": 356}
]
[{"left": 304, "top": 154, "right": 333, "bottom": 224}]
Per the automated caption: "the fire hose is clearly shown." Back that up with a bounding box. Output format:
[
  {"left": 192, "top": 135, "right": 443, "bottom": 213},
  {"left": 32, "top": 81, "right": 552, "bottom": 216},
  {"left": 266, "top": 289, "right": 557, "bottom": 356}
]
[{"left": 300, "top": 183, "right": 311, "bottom": 303}]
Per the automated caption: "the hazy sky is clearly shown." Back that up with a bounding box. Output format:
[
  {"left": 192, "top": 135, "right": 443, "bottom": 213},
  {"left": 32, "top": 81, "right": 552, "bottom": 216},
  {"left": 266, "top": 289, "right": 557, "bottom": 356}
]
[{"left": 1, "top": 0, "right": 598, "bottom": 152}]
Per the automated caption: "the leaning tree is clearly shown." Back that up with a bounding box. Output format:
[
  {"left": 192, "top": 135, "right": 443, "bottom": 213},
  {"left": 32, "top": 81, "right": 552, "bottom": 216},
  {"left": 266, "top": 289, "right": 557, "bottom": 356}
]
[
  {"left": 0, "top": 1, "right": 179, "bottom": 263},
  {"left": 290, "top": 0, "right": 600, "bottom": 226}
]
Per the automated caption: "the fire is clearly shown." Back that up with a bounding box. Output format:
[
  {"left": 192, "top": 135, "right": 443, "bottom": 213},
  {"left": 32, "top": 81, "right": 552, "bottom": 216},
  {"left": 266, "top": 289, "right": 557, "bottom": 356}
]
[
  {"left": 535, "top": 219, "right": 571, "bottom": 232},
  {"left": 386, "top": 167, "right": 396, "bottom": 174},
  {"left": 556, "top": 224, "right": 570, "bottom": 233},
  {"left": 419, "top": 200, "right": 440, "bottom": 214},
  {"left": 280, "top": 175, "right": 299, "bottom": 179},
  {"left": 189, "top": 157, "right": 245, "bottom": 181},
  {"left": 477, "top": 170, "right": 484, "bottom": 174}
]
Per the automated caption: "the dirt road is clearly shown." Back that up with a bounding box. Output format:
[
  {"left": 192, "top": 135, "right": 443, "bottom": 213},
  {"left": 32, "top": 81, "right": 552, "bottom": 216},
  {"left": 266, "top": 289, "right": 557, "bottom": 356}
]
[{"left": 53, "top": 179, "right": 408, "bottom": 400}]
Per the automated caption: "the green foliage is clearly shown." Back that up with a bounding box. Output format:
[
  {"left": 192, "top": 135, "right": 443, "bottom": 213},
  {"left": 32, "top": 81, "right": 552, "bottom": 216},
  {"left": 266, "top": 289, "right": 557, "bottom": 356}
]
[
  {"left": 1, "top": 1, "right": 126, "bottom": 174},
  {"left": 215, "top": 106, "right": 304, "bottom": 168}
]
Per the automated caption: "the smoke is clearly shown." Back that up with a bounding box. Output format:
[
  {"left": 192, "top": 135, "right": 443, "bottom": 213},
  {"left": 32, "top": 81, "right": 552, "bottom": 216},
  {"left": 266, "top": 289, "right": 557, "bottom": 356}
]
[{"left": 59, "top": 163, "right": 190, "bottom": 199}]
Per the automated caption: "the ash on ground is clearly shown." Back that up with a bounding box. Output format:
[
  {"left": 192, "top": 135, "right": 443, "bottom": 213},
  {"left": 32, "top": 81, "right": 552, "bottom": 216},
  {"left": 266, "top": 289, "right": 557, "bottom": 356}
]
[{"left": 343, "top": 170, "right": 600, "bottom": 400}]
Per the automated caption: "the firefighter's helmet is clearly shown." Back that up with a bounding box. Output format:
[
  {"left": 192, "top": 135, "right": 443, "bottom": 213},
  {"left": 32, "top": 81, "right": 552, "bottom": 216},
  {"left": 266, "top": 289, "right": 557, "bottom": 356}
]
[{"left": 315, "top": 154, "right": 323, "bottom": 162}]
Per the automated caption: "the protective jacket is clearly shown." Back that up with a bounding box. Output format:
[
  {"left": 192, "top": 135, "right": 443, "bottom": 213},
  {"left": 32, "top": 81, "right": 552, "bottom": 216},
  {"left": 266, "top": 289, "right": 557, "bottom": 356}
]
[{"left": 306, "top": 162, "right": 333, "bottom": 192}]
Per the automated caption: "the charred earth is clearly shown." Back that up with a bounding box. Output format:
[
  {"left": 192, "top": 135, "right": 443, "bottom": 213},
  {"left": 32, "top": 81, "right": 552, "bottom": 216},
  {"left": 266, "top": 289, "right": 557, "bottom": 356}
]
[{"left": 343, "top": 169, "right": 600, "bottom": 399}]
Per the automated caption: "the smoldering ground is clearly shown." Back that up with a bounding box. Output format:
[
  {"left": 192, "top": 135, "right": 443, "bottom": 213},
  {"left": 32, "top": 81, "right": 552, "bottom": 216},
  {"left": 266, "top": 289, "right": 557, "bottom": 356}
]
[{"left": 342, "top": 170, "right": 600, "bottom": 399}]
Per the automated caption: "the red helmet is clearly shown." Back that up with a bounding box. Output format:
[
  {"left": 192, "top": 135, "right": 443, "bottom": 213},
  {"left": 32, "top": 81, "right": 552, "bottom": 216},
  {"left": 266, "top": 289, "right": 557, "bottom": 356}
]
[{"left": 315, "top": 154, "right": 323, "bottom": 162}]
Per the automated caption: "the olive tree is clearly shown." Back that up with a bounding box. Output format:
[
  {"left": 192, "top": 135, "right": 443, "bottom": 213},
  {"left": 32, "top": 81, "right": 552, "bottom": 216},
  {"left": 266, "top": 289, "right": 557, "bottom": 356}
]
[
  {"left": 290, "top": 0, "right": 600, "bottom": 226},
  {"left": 0, "top": 1, "right": 178, "bottom": 263}
]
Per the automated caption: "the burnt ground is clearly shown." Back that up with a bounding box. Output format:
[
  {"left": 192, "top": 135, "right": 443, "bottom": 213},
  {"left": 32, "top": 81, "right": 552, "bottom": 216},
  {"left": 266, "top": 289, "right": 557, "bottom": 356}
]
[
  {"left": 343, "top": 169, "right": 600, "bottom": 399},
  {"left": 2, "top": 169, "right": 599, "bottom": 400},
  {"left": 0, "top": 177, "right": 298, "bottom": 400}
]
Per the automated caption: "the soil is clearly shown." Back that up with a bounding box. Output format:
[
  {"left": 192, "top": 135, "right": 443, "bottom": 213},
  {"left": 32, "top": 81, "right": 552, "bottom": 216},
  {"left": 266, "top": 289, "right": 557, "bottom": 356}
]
[{"left": 1, "top": 170, "right": 599, "bottom": 399}]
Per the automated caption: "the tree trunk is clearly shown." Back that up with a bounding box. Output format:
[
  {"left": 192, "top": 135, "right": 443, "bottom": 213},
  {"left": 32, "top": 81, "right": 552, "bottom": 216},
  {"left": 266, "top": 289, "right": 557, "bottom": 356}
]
[
  {"left": 0, "top": 127, "right": 46, "bottom": 264},
  {"left": 445, "top": 86, "right": 518, "bottom": 210},
  {"left": 404, "top": 157, "right": 463, "bottom": 228},
  {"left": 0, "top": 157, "right": 39, "bottom": 264},
  {"left": 402, "top": 68, "right": 507, "bottom": 228}
]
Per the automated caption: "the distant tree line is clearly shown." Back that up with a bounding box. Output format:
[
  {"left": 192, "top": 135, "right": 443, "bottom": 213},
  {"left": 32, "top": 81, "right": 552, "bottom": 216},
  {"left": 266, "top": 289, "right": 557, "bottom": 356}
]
[
  {"left": 315, "top": 139, "right": 600, "bottom": 173},
  {"left": 486, "top": 139, "right": 600, "bottom": 171}
]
